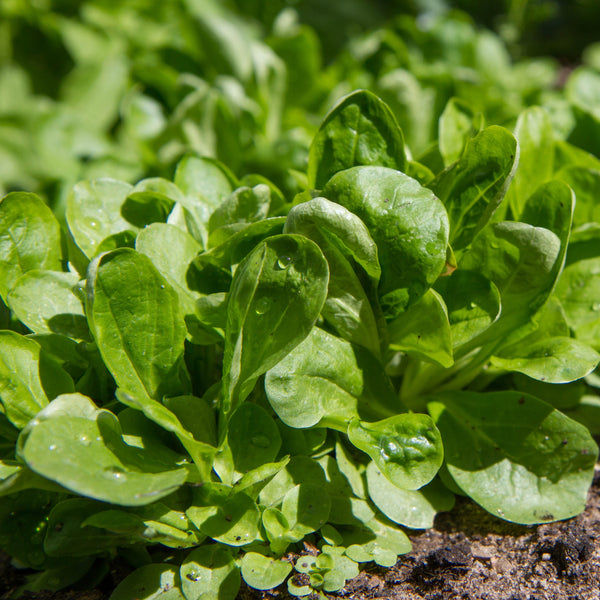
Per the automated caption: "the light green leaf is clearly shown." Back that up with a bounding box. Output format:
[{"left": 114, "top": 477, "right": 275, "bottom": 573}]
[
  {"left": 0, "top": 192, "right": 63, "bottom": 300},
  {"left": 429, "top": 126, "right": 518, "bottom": 250},
  {"left": 429, "top": 391, "right": 598, "bottom": 524},
  {"left": 439, "top": 97, "right": 483, "bottom": 166},
  {"left": 136, "top": 223, "right": 203, "bottom": 316},
  {"left": 222, "top": 234, "right": 328, "bottom": 414},
  {"left": 86, "top": 248, "right": 189, "bottom": 401},
  {"left": 491, "top": 337, "right": 600, "bottom": 383},
  {"left": 228, "top": 403, "right": 281, "bottom": 473},
  {"left": 507, "top": 107, "right": 555, "bottom": 218},
  {"left": 180, "top": 546, "right": 240, "bottom": 600},
  {"left": 265, "top": 327, "right": 398, "bottom": 430},
  {"left": 285, "top": 197, "right": 382, "bottom": 355},
  {"left": 240, "top": 553, "right": 292, "bottom": 591},
  {"left": 8, "top": 270, "right": 89, "bottom": 340},
  {"left": 434, "top": 270, "right": 501, "bottom": 349},
  {"left": 0, "top": 331, "right": 74, "bottom": 429},
  {"left": 110, "top": 564, "right": 185, "bottom": 600},
  {"left": 66, "top": 179, "right": 134, "bottom": 259},
  {"left": 555, "top": 255, "right": 600, "bottom": 351},
  {"left": 308, "top": 89, "right": 406, "bottom": 189},
  {"left": 174, "top": 154, "right": 237, "bottom": 241},
  {"left": 387, "top": 289, "right": 453, "bottom": 367},
  {"left": 208, "top": 184, "right": 271, "bottom": 233},
  {"left": 18, "top": 394, "right": 187, "bottom": 506},
  {"left": 343, "top": 514, "right": 411, "bottom": 567},
  {"left": 460, "top": 221, "right": 562, "bottom": 337},
  {"left": 366, "top": 462, "right": 454, "bottom": 529},
  {"left": 348, "top": 414, "right": 443, "bottom": 490},
  {"left": 323, "top": 166, "right": 449, "bottom": 317},
  {"left": 281, "top": 483, "right": 331, "bottom": 538},
  {"left": 187, "top": 484, "right": 260, "bottom": 546}
]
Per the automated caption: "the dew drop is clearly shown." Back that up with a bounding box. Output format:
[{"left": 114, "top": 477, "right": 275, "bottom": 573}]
[
  {"left": 469, "top": 301, "right": 477, "bottom": 309},
  {"left": 48, "top": 444, "right": 57, "bottom": 451},
  {"left": 254, "top": 297, "right": 271, "bottom": 315},
  {"left": 89, "top": 220, "right": 98, "bottom": 229},
  {"left": 380, "top": 439, "right": 401, "bottom": 461},
  {"left": 185, "top": 570, "right": 201, "bottom": 582},
  {"left": 103, "top": 466, "right": 127, "bottom": 481},
  {"left": 251, "top": 434, "right": 271, "bottom": 448},
  {"left": 160, "top": 284, "right": 165, "bottom": 289},
  {"left": 78, "top": 435, "right": 91, "bottom": 447},
  {"left": 276, "top": 255, "right": 293, "bottom": 270}
]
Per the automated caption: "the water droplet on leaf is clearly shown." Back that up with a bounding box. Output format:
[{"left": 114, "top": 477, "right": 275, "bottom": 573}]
[
  {"left": 380, "top": 439, "right": 401, "bottom": 461},
  {"left": 276, "top": 255, "right": 293, "bottom": 270},
  {"left": 254, "top": 297, "right": 271, "bottom": 315},
  {"left": 103, "top": 466, "right": 127, "bottom": 481},
  {"left": 185, "top": 570, "right": 201, "bottom": 582},
  {"left": 48, "top": 444, "right": 57, "bottom": 451}
]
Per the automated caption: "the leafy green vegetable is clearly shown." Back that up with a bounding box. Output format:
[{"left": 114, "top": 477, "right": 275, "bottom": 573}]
[{"left": 1, "top": 6, "right": 600, "bottom": 595}]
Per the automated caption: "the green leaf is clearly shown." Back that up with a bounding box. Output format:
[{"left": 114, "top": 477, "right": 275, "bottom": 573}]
[
  {"left": 428, "top": 391, "right": 599, "bottom": 524},
  {"left": 163, "top": 395, "right": 217, "bottom": 447},
  {"left": 61, "top": 53, "right": 129, "bottom": 133},
  {"left": 66, "top": 179, "right": 134, "bottom": 259},
  {"left": 387, "top": 289, "right": 453, "bottom": 367},
  {"left": 284, "top": 197, "right": 382, "bottom": 355},
  {"left": 323, "top": 166, "right": 449, "bottom": 317},
  {"left": 109, "top": 563, "right": 185, "bottom": 600},
  {"left": 259, "top": 457, "right": 327, "bottom": 507},
  {"left": 136, "top": 223, "right": 202, "bottom": 314},
  {"left": 18, "top": 394, "right": 187, "bottom": 506},
  {"left": 44, "top": 498, "right": 131, "bottom": 557},
  {"left": 208, "top": 184, "right": 271, "bottom": 233},
  {"left": 8, "top": 270, "right": 89, "bottom": 340},
  {"left": 460, "top": 221, "right": 562, "bottom": 336},
  {"left": 434, "top": 270, "right": 501, "bottom": 349},
  {"left": 0, "top": 331, "right": 74, "bottom": 429},
  {"left": 180, "top": 546, "right": 240, "bottom": 600},
  {"left": 0, "top": 192, "right": 63, "bottom": 300},
  {"left": 366, "top": 462, "right": 454, "bottom": 529},
  {"left": 240, "top": 553, "right": 292, "bottom": 591},
  {"left": 438, "top": 97, "right": 483, "bottom": 166},
  {"left": 86, "top": 248, "right": 189, "bottom": 401},
  {"left": 557, "top": 166, "right": 600, "bottom": 227},
  {"left": 308, "top": 89, "right": 406, "bottom": 189},
  {"left": 186, "top": 484, "right": 260, "bottom": 546},
  {"left": 491, "top": 337, "right": 600, "bottom": 383},
  {"left": 342, "top": 514, "right": 411, "bottom": 567},
  {"left": 228, "top": 403, "right": 281, "bottom": 473},
  {"left": 265, "top": 327, "right": 398, "bottom": 430},
  {"left": 348, "top": 414, "right": 443, "bottom": 490},
  {"left": 115, "top": 390, "right": 216, "bottom": 482},
  {"left": 555, "top": 255, "right": 600, "bottom": 351},
  {"left": 222, "top": 234, "right": 328, "bottom": 414},
  {"left": 281, "top": 483, "right": 331, "bottom": 538},
  {"left": 174, "top": 154, "right": 237, "bottom": 243},
  {"left": 507, "top": 107, "right": 555, "bottom": 218},
  {"left": 429, "top": 126, "right": 518, "bottom": 251}
]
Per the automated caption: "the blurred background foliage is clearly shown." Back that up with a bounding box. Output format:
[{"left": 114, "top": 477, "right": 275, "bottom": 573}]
[{"left": 1, "top": 0, "right": 599, "bottom": 211}]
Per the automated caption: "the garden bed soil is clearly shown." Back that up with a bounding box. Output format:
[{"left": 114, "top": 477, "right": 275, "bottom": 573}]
[{"left": 2, "top": 465, "right": 599, "bottom": 600}]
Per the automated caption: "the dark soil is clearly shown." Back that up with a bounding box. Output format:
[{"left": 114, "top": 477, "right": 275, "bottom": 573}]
[{"left": 2, "top": 465, "right": 599, "bottom": 600}]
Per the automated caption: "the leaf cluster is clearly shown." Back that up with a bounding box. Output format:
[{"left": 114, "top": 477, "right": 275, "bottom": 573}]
[{"left": 1, "top": 3, "right": 600, "bottom": 599}]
